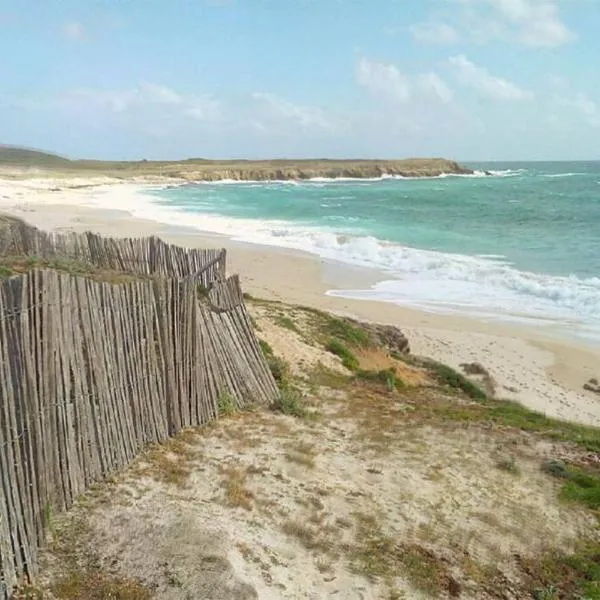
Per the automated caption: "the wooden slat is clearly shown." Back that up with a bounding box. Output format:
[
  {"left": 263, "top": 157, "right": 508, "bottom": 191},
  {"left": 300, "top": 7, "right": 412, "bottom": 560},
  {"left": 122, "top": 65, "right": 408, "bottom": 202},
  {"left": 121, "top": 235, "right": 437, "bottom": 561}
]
[{"left": 0, "top": 216, "right": 281, "bottom": 598}]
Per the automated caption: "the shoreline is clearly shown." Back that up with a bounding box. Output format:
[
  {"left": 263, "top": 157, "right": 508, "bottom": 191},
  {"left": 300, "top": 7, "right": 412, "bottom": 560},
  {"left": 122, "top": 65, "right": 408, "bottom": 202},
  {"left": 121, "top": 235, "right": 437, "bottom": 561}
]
[
  {"left": 8, "top": 172, "right": 596, "bottom": 347},
  {"left": 1, "top": 176, "right": 600, "bottom": 427}
]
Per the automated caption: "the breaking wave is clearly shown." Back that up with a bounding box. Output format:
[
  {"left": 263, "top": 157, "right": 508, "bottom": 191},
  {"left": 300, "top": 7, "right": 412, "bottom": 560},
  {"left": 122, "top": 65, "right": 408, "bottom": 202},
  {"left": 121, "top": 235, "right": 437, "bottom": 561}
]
[{"left": 83, "top": 184, "right": 600, "bottom": 330}]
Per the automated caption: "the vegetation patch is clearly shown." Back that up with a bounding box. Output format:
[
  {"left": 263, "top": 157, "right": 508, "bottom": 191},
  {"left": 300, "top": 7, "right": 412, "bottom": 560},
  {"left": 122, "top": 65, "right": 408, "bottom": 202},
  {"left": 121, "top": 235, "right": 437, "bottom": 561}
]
[
  {"left": 131, "top": 433, "right": 200, "bottom": 488},
  {"left": 409, "top": 392, "right": 600, "bottom": 452},
  {"left": 356, "top": 368, "right": 404, "bottom": 393},
  {"left": 220, "top": 465, "right": 254, "bottom": 511},
  {"left": 257, "top": 336, "right": 315, "bottom": 419},
  {"left": 349, "top": 513, "right": 460, "bottom": 597},
  {"left": 19, "top": 512, "right": 154, "bottom": 600},
  {"left": 519, "top": 542, "right": 600, "bottom": 600},
  {"left": 259, "top": 338, "right": 291, "bottom": 385},
  {"left": 197, "top": 283, "right": 211, "bottom": 299},
  {"left": 284, "top": 440, "right": 316, "bottom": 468},
  {"left": 542, "top": 460, "right": 600, "bottom": 512},
  {"left": 496, "top": 455, "right": 520, "bottom": 475},
  {"left": 272, "top": 386, "right": 309, "bottom": 419},
  {"left": 321, "top": 315, "right": 371, "bottom": 348},
  {"left": 301, "top": 307, "right": 372, "bottom": 347},
  {"left": 427, "top": 361, "right": 487, "bottom": 401},
  {"left": 306, "top": 364, "right": 352, "bottom": 390},
  {"left": 275, "top": 314, "right": 302, "bottom": 335},
  {"left": 326, "top": 339, "right": 360, "bottom": 371},
  {"left": 50, "top": 567, "right": 153, "bottom": 600},
  {"left": 217, "top": 389, "right": 237, "bottom": 417},
  {"left": 281, "top": 520, "right": 333, "bottom": 554}
]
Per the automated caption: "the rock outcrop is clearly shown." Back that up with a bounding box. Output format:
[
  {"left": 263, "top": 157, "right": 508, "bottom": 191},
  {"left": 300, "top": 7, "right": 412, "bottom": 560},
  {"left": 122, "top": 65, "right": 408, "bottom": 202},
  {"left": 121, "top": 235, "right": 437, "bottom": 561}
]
[
  {"left": 163, "top": 158, "right": 473, "bottom": 182},
  {"left": 0, "top": 146, "right": 475, "bottom": 181}
]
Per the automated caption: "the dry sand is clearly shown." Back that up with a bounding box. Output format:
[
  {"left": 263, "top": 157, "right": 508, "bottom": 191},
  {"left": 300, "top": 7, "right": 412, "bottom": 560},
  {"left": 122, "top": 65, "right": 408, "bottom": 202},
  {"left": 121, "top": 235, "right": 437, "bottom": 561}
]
[
  {"left": 1, "top": 175, "right": 600, "bottom": 427},
  {"left": 35, "top": 303, "right": 598, "bottom": 600}
]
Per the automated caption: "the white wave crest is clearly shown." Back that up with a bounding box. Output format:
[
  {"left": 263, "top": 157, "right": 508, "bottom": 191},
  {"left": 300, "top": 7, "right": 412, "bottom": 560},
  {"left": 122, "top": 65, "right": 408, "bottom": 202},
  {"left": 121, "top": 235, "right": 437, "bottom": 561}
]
[
  {"left": 80, "top": 184, "right": 599, "bottom": 335},
  {"left": 486, "top": 168, "right": 527, "bottom": 177},
  {"left": 543, "top": 172, "right": 586, "bottom": 178},
  {"left": 185, "top": 169, "right": 521, "bottom": 186}
]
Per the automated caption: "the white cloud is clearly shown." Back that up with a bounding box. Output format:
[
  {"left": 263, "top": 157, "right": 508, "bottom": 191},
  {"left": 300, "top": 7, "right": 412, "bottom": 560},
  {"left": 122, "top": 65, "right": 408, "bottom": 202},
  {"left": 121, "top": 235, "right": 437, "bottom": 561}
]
[
  {"left": 556, "top": 93, "right": 600, "bottom": 128},
  {"left": 356, "top": 58, "right": 411, "bottom": 103},
  {"left": 63, "top": 21, "right": 88, "bottom": 42},
  {"left": 250, "top": 92, "right": 334, "bottom": 130},
  {"left": 547, "top": 74, "right": 568, "bottom": 89},
  {"left": 417, "top": 73, "right": 454, "bottom": 103},
  {"left": 138, "top": 83, "right": 183, "bottom": 105},
  {"left": 449, "top": 54, "right": 533, "bottom": 101},
  {"left": 455, "top": 0, "right": 575, "bottom": 47},
  {"left": 59, "top": 83, "right": 220, "bottom": 122},
  {"left": 410, "top": 22, "right": 460, "bottom": 44},
  {"left": 357, "top": 58, "right": 454, "bottom": 107}
]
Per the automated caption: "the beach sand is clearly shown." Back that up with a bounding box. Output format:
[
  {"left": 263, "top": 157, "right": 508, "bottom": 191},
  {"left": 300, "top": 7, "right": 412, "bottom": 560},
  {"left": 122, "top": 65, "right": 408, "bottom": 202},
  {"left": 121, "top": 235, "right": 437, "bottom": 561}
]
[{"left": 2, "top": 175, "right": 600, "bottom": 427}]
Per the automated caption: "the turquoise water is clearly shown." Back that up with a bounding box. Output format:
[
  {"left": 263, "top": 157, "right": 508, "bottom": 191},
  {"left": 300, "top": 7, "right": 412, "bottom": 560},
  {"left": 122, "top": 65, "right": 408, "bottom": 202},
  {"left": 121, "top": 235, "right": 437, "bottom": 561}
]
[{"left": 140, "top": 162, "right": 600, "bottom": 342}]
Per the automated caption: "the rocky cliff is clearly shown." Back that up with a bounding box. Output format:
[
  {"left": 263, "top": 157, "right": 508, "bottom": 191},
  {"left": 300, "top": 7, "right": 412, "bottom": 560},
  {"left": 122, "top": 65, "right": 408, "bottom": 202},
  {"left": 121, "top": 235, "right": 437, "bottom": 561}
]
[
  {"left": 154, "top": 158, "right": 473, "bottom": 181},
  {"left": 0, "top": 146, "right": 474, "bottom": 180}
]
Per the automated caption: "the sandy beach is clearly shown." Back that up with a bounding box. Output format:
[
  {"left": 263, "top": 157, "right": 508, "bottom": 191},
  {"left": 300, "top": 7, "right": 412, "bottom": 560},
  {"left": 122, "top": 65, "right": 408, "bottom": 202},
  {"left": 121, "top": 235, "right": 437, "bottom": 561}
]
[{"left": 2, "top": 174, "right": 600, "bottom": 427}]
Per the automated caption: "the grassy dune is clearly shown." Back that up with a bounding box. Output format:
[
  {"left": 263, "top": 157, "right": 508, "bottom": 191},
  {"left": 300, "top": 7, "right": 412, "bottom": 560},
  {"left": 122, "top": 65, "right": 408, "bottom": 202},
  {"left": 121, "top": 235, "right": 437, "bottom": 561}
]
[{"left": 12, "top": 281, "right": 599, "bottom": 599}]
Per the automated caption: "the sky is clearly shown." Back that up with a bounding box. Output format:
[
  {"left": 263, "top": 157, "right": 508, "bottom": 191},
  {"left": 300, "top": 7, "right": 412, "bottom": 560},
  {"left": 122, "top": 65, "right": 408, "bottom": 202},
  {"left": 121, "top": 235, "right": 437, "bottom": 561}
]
[{"left": 1, "top": 0, "right": 599, "bottom": 161}]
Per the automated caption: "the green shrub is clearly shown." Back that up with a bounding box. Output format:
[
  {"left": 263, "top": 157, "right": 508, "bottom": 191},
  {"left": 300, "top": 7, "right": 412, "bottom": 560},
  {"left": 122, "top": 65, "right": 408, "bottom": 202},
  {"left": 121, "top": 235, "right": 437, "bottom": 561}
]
[
  {"left": 323, "top": 316, "right": 370, "bottom": 347},
  {"left": 429, "top": 362, "right": 487, "bottom": 401},
  {"left": 259, "top": 339, "right": 274, "bottom": 358},
  {"left": 561, "top": 469, "right": 600, "bottom": 511},
  {"left": 528, "top": 542, "right": 600, "bottom": 600},
  {"left": 542, "top": 460, "right": 600, "bottom": 512},
  {"left": 259, "top": 338, "right": 292, "bottom": 385},
  {"left": 275, "top": 315, "right": 301, "bottom": 334},
  {"left": 217, "top": 390, "right": 237, "bottom": 416},
  {"left": 533, "top": 586, "right": 559, "bottom": 600},
  {"left": 326, "top": 339, "right": 360, "bottom": 371},
  {"left": 541, "top": 459, "right": 570, "bottom": 479},
  {"left": 197, "top": 283, "right": 210, "bottom": 299},
  {"left": 272, "top": 386, "right": 308, "bottom": 418},
  {"left": 268, "top": 355, "right": 291, "bottom": 385}
]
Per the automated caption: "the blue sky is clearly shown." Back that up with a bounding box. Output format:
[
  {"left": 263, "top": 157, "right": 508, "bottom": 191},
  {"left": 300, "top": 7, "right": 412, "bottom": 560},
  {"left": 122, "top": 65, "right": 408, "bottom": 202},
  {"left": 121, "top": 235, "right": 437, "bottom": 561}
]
[{"left": 1, "top": 0, "right": 599, "bottom": 161}]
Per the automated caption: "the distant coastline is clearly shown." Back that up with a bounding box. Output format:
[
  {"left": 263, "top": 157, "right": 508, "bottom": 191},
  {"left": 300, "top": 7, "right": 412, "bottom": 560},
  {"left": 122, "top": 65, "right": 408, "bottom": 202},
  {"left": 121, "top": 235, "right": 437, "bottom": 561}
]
[{"left": 0, "top": 146, "right": 473, "bottom": 180}]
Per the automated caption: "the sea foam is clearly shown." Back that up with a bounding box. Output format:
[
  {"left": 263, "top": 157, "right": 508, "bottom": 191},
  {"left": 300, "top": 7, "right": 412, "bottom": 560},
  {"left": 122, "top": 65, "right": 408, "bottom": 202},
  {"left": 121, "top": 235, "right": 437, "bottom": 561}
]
[{"left": 85, "top": 184, "right": 600, "bottom": 331}]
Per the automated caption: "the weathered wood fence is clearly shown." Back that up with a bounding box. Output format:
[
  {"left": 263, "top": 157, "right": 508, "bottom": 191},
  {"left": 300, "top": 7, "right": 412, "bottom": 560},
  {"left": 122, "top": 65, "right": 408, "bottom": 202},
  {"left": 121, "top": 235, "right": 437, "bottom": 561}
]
[
  {"left": 0, "top": 215, "right": 227, "bottom": 286},
  {"left": 0, "top": 218, "right": 278, "bottom": 598}
]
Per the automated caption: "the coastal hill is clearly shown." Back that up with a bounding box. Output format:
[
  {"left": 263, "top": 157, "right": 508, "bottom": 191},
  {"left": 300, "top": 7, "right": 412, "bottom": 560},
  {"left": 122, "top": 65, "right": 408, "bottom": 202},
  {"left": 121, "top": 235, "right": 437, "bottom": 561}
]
[{"left": 0, "top": 144, "right": 473, "bottom": 180}]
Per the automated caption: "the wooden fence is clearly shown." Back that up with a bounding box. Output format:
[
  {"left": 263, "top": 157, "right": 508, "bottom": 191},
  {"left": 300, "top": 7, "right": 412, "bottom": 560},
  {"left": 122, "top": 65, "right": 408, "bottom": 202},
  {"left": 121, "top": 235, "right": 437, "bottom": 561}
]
[
  {"left": 0, "top": 215, "right": 227, "bottom": 286},
  {"left": 0, "top": 219, "right": 278, "bottom": 598}
]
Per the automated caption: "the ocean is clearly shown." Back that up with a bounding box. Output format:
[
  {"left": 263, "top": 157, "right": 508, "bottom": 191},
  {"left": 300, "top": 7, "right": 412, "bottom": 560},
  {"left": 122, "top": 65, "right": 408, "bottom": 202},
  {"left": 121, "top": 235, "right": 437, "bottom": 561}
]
[{"left": 135, "top": 162, "right": 600, "bottom": 343}]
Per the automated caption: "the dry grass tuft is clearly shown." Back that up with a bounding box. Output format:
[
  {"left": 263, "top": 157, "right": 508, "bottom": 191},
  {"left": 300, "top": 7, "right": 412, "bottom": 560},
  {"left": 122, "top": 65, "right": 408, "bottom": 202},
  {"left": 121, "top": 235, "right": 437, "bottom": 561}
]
[
  {"left": 220, "top": 465, "right": 255, "bottom": 510},
  {"left": 284, "top": 441, "right": 317, "bottom": 468},
  {"left": 21, "top": 512, "right": 154, "bottom": 600},
  {"left": 349, "top": 512, "right": 461, "bottom": 597},
  {"left": 496, "top": 455, "right": 521, "bottom": 475},
  {"left": 50, "top": 568, "right": 153, "bottom": 600},
  {"left": 132, "top": 435, "right": 199, "bottom": 487},
  {"left": 281, "top": 520, "right": 335, "bottom": 554}
]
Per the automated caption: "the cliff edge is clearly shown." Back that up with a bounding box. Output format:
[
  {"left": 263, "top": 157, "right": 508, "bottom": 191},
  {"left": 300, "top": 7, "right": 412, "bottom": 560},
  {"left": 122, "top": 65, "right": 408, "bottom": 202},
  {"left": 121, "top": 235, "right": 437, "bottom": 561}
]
[{"left": 0, "top": 146, "right": 473, "bottom": 180}]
